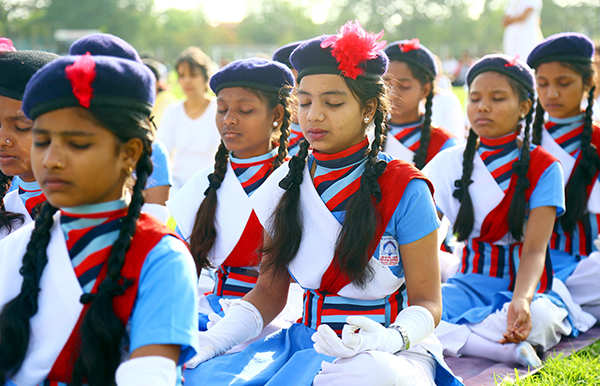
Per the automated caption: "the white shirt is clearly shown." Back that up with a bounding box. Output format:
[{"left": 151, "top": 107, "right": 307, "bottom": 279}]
[
  {"left": 431, "top": 90, "right": 466, "bottom": 142},
  {"left": 503, "top": 0, "right": 543, "bottom": 60},
  {"left": 157, "top": 100, "right": 221, "bottom": 190}
]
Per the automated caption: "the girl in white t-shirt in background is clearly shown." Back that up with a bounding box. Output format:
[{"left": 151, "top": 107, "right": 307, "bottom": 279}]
[{"left": 158, "top": 47, "right": 220, "bottom": 190}]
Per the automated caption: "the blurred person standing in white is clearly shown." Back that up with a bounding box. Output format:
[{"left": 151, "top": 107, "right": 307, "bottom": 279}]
[
  {"left": 503, "top": 0, "right": 543, "bottom": 60},
  {"left": 158, "top": 47, "right": 220, "bottom": 190}
]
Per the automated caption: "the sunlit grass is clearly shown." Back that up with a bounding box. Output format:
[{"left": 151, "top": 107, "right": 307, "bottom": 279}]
[{"left": 496, "top": 340, "right": 600, "bottom": 385}]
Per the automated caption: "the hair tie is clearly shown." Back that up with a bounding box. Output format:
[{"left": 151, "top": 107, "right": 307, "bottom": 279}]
[
  {"left": 453, "top": 179, "right": 473, "bottom": 200},
  {"left": 80, "top": 293, "right": 96, "bottom": 304},
  {"left": 204, "top": 173, "right": 223, "bottom": 195}
]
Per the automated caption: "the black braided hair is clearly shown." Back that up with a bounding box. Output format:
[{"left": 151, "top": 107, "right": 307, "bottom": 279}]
[
  {"left": 189, "top": 86, "right": 292, "bottom": 272},
  {"left": 0, "top": 172, "right": 24, "bottom": 233},
  {"left": 0, "top": 105, "right": 154, "bottom": 386},
  {"left": 531, "top": 98, "right": 545, "bottom": 145},
  {"left": 265, "top": 77, "right": 389, "bottom": 286},
  {"left": 561, "top": 86, "right": 600, "bottom": 232},
  {"left": 413, "top": 91, "right": 434, "bottom": 169},
  {"left": 452, "top": 129, "right": 478, "bottom": 241},
  {"left": 507, "top": 106, "right": 533, "bottom": 240},
  {"left": 0, "top": 202, "right": 57, "bottom": 384}
]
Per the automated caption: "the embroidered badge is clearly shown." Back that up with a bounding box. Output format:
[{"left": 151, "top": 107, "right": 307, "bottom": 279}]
[{"left": 379, "top": 236, "right": 400, "bottom": 266}]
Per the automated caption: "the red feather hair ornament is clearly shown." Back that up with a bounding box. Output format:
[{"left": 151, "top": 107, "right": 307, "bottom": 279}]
[
  {"left": 65, "top": 52, "right": 96, "bottom": 108},
  {"left": 320, "top": 20, "right": 386, "bottom": 79}
]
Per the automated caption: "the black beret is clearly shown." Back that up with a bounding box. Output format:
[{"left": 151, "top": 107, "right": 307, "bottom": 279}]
[
  {"left": 384, "top": 39, "right": 437, "bottom": 78},
  {"left": 527, "top": 32, "right": 594, "bottom": 69},
  {"left": 0, "top": 50, "right": 58, "bottom": 100},
  {"left": 22, "top": 54, "right": 155, "bottom": 120},
  {"left": 290, "top": 21, "right": 388, "bottom": 82},
  {"left": 209, "top": 57, "right": 294, "bottom": 95},
  {"left": 467, "top": 54, "right": 534, "bottom": 96}
]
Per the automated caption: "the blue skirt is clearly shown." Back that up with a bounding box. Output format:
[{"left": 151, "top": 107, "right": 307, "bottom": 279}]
[
  {"left": 442, "top": 272, "right": 579, "bottom": 335},
  {"left": 184, "top": 323, "right": 462, "bottom": 386}
]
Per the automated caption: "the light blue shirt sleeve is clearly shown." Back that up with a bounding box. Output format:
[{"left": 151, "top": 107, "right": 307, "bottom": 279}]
[
  {"left": 129, "top": 235, "right": 199, "bottom": 364},
  {"left": 391, "top": 178, "right": 441, "bottom": 245},
  {"left": 529, "top": 161, "right": 565, "bottom": 216},
  {"left": 372, "top": 179, "right": 440, "bottom": 278},
  {"left": 146, "top": 140, "right": 173, "bottom": 189}
]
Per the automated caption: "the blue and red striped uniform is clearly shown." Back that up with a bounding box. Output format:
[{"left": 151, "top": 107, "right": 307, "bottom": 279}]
[
  {"left": 310, "top": 138, "right": 368, "bottom": 221},
  {"left": 478, "top": 132, "right": 519, "bottom": 193},
  {"left": 301, "top": 140, "right": 433, "bottom": 334},
  {"left": 230, "top": 149, "right": 278, "bottom": 196},
  {"left": 388, "top": 117, "right": 456, "bottom": 165},
  {"left": 60, "top": 200, "right": 128, "bottom": 294},
  {"left": 545, "top": 115, "right": 600, "bottom": 260},
  {"left": 17, "top": 179, "right": 46, "bottom": 218},
  {"left": 287, "top": 122, "right": 304, "bottom": 157}
]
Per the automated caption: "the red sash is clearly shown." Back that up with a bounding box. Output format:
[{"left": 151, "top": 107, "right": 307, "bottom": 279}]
[
  {"left": 318, "top": 160, "right": 434, "bottom": 294},
  {"left": 425, "top": 126, "right": 454, "bottom": 164},
  {"left": 476, "top": 146, "right": 557, "bottom": 292},
  {"left": 220, "top": 210, "right": 263, "bottom": 268},
  {"left": 47, "top": 214, "right": 179, "bottom": 383}
]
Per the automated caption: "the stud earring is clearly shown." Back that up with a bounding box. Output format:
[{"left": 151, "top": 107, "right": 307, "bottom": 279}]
[
  {"left": 363, "top": 116, "right": 370, "bottom": 124},
  {"left": 273, "top": 121, "right": 279, "bottom": 127}
]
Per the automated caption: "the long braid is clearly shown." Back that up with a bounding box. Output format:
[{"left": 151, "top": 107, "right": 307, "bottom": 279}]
[
  {"left": 508, "top": 107, "right": 533, "bottom": 240},
  {"left": 335, "top": 106, "right": 388, "bottom": 286},
  {"left": 274, "top": 92, "right": 291, "bottom": 169},
  {"left": 413, "top": 91, "right": 434, "bottom": 169},
  {"left": 71, "top": 124, "right": 153, "bottom": 386},
  {"left": 0, "top": 202, "right": 57, "bottom": 383},
  {"left": 0, "top": 172, "right": 24, "bottom": 233},
  {"left": 263, "top": 139, "right": 310, "bottom": 275},
  {"left": 189, "top": 142, "right": 229, "bottom": 272},
  {"left": 453, "top": 129, "right": 478, "bottom": 241},
  {"left": 561, "top": 86, "right": 600, "bottom": 232},
  {"left": 532, "top": 98, "right": 545, "bottom": 145}
]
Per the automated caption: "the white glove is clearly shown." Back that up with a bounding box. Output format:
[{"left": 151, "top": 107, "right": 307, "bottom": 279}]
[
  {"left": 312, "top": 319, "right": 403, "bottom": 359},
  {"left": 185, "top": 299, "right": 263, "bottom": 369},
  {"left": 312, "top": 324, "right": 358, "bottom": 358},
  {"left": 312, "top": 306, "right": 435, "bottom": 358},
  {"left": 115, "top": 356, "right": 176, "bottom": 386},
  {"left": 341, "top": 315, "right": 406, "bottom": 354}
]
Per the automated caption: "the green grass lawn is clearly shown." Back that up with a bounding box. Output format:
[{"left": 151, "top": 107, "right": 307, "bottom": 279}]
[{"left": 496, "top": 340, "right": 600, "bottom": 385}]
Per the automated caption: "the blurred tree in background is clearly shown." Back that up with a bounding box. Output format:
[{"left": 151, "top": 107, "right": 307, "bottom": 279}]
[{"left": 0, "top": 0, "right": 598, "bottom": 66}]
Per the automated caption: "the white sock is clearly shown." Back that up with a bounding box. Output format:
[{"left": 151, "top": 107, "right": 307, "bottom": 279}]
[{"left": 458, "top": 333, "right": 519, "bottom": 364}]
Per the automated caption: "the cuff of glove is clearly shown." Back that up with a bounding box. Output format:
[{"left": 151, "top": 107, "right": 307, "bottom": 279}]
[
  {"left": 388, "top": 305, "right": 435, "bottom": 351},
  {"left": 199, "top": 299, "right": 264, "bottom": 356},
  {"left": 115, "top": 356, "right": 176, "bottom": 386}
]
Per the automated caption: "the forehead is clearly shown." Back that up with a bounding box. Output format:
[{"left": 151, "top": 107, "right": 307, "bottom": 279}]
[
  {"left": 33, "top": 107, "right": 105, "bottom": 133},
  {"left": 0, "top": 95, "right": 25, "bottom": 117},
  {"left": 469, "top": 71, "right": 513, "bottom": 92},
  {"left": 298, "top": 74, "right": 350, "bottom": 95},
  {"left": 385, "top": 61, "right": 415, "bottom": 80},
  {"left": 217, "top": 87, "right": 264, "bottom": 104},
  {"left": 536, "top": 61, "right": 581, "bottom": 78}
]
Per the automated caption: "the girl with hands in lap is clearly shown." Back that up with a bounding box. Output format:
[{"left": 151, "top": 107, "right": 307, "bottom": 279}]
[
  {"left": 183, "top": 21, "right": 462, "bottom": 386},
  {"left": 424, "top": 55, "right": 587, "bottom": 369}
]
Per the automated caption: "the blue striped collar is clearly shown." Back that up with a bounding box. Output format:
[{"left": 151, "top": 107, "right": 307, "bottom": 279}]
[
  {"left": 61, "top": 199, "right": 128, "bottom": 216},
  {"left": 230, "top": 148, "right": 278, "bottom": 165}
]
